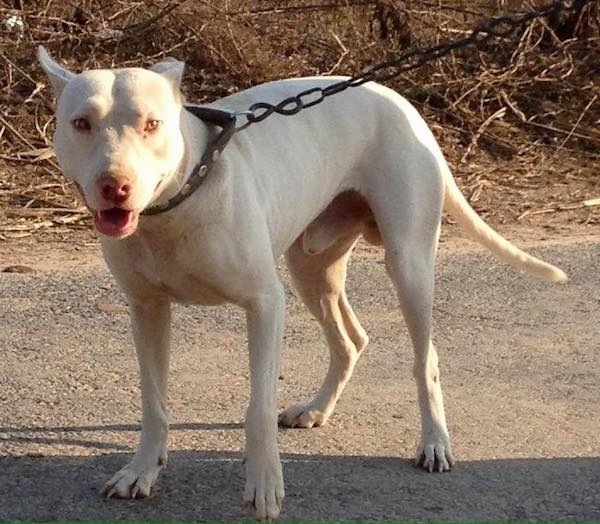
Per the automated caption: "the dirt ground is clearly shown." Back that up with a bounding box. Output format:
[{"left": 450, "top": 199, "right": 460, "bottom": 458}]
[{"left": 0, "top": 222, "right": 599, "bottom": 521}]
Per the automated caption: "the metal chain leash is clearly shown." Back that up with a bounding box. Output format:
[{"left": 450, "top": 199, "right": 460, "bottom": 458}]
[{"left": 237, "top": 0, "right": 593, "bottom": 128}]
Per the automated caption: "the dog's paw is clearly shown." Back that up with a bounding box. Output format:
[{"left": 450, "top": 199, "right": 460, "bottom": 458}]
[
  {"left": 278, "top": 403, "right": 329, "bottom": 428},
  {"left": 101, "top": 456, "right": 165, "bottom": 499},
  {"left": 243, "top": 454, "right": 284, "bottom": 520},
  {"left": 415, "top": 431, "right": 454, "bottom": 473}
]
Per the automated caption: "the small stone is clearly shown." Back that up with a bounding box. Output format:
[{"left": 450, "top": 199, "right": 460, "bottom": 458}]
[
  {"left": 2, "top": 265, "right": 35, "bottom": 274},
  {"left": 95, "top": 299, "right": 128, "bottom": 315}
]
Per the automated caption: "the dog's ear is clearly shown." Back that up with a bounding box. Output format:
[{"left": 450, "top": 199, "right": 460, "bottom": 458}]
[
  {"left": 37, "top": 46, "right": 75, "bottom": 98},
  {"left": 151, "top": 58, "right": 185, "bottom": 93}
]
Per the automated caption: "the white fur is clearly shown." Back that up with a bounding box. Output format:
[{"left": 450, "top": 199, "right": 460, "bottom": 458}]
[{"left": 38, "top": 46, "right": 566, "bottom": 520}]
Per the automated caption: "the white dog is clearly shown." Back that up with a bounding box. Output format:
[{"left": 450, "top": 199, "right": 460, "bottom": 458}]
[{"left": 38, "top": 46, "right": 566, "bottom": 519}]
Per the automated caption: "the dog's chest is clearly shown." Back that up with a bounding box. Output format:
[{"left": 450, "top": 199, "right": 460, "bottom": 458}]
[{"left": 113, "top": 235, "right": 230, "bottom": 305}]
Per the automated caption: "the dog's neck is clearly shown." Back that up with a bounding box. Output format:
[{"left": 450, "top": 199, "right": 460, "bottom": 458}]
[{"left": 147, "top": 106, "right": 212, "bottom": 209}]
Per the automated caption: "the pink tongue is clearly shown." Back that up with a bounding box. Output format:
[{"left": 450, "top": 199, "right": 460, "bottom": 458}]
[{"left": 100, "top": 208, "right": 131, "bottom": 227}]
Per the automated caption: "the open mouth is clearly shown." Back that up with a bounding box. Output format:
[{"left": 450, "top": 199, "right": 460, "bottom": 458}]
[{"left": 93, "top": 208, "right": 139, "bottom": 237}]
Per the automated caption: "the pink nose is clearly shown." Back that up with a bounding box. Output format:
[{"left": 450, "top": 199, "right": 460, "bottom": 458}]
[{"left": 97, "top": 177, "right": 131, "bottom": 205}]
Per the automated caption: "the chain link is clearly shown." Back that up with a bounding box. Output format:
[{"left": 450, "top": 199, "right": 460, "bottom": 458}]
[{"left": 240, "top": 0, "right": 592, "bottom": 128}]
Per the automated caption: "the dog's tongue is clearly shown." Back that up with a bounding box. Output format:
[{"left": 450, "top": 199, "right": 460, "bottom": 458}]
[{"left": 94, "top": 208, "right": 136, "bottom": 236}]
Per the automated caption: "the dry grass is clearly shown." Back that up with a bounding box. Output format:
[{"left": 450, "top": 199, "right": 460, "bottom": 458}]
[{"left": 1, "top": 0, "right": 599, "bottom": 239}]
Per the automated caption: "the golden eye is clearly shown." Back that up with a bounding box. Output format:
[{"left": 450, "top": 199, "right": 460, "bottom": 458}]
[
  {"left": 73, "top": 118, "right": 91, "bottom": 131},
  {"left": 144, "top": 119, "right": 161, "bottom": 133}
]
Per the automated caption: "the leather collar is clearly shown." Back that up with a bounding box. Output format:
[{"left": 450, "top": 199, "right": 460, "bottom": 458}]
[{"left": 141, "top": 105, "right": 237, "bottom": 216}]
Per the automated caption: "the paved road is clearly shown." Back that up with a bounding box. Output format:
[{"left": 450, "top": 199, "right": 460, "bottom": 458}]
[{"left": 0, "top": 237, "right": 599, "bottom": 520}]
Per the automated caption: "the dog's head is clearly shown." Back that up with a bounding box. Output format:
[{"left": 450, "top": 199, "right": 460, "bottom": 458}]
[{"left": 38, "top": 47, "right": 186, "bottom": 238}]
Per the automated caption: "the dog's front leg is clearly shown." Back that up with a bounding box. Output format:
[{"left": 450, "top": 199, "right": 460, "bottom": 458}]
[
  {"left": 243, "top": 282, "right": 286, "bottom": 520},
  {"left": 103, "top": 297, "right": 171, "bottom": 499}
]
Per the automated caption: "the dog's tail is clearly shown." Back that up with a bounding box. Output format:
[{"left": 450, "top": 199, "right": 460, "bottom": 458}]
[{"left": 442, "top": 166, "right": 567, "bottom": 282}]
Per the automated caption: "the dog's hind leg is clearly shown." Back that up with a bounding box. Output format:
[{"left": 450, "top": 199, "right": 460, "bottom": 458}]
[
  {"left": 382, "top": 231, "right": 454, "bottom": 472},
  {"left": 279, "top": 231, "right": 368, "bottom": 428},
  {"left": 368, "top": 143, "right": 454, "bottom": 472}
]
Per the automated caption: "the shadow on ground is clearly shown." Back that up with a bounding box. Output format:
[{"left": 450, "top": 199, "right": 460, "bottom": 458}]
[{"left": 1, "top": 423, "right": 598, "bottom": 521}]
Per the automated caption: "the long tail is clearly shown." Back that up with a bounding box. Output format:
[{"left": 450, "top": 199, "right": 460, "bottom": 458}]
[{"left": 442, "top": 166, "right": 567, "bottom": 282}]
